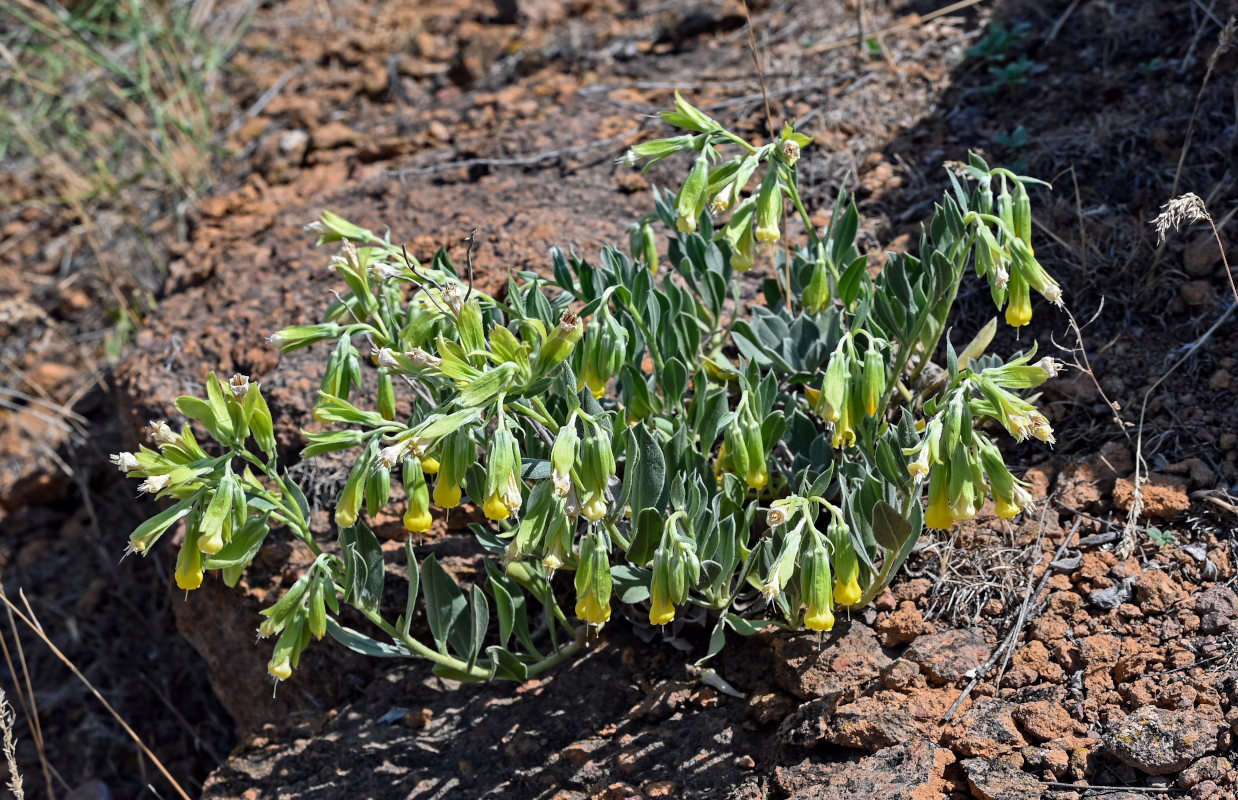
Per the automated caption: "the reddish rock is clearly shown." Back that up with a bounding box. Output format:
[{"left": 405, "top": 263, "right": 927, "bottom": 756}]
[
  {"left": 827, "top": 688, "right": 958, "bottom": 751},
  {"left": 876, "top": 600, "right": 933, "bottom": 646},
  {"left": 1194, "top": 585, "right": 1237, "bottom": 633},
  {"left": 780, "top": 739, "right": 955, "bottom": 800},
  {"left": 1013, "top": 699, "right": 1076, "bottom": 743},
  {"left": 1134, "top": 568, "right": 1187, "bottom": 614},
  {"left": 771, "top": 623, "right": 892, "bottom": 699},
  {"left": 1113, "top": 473, "right": 1190, "bottom": 519},
  {"left": 1179, "top": 756, "right": 1234, "bottom": 789},
  {"left": 311, "top": 121, "right": 359, "bottom": 150},
  {"left": 903, "top": 628, "right": 991, "bottom": 684}
]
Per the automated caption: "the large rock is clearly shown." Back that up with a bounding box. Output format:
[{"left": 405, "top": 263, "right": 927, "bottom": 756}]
[
  {"left": 773, "top": 739, "right": 955, "bottom": 800},
  {"left": 1104, "top": 705, "right": 1225, "bottom": 776},
  {"left": 771, "top": 622, "right": 892, "bottom": 700}
]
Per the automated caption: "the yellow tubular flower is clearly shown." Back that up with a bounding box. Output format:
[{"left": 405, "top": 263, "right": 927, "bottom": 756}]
[
  {"left": 419, "top": 456, "right": 440, "bottom": 475},
  {"left": 175, "top": 542, "right": 204, "bottom": 591},
  {"left": 925, "top": 466, "right": 954, "bottom": 530},
  {"left": 805, "top": 605, "right": 835, "bottom": 632},
  {"left": 575, "top": 594, "right": 611, "bottom": 625},
  {"left": 403, "top": 505, "right": 433, "bottom": 533},
  {"left": 483, "top": 492, "right": 509, "bottom": 521},
  {"left": 267, "top": 656, "right": 292, "bottom": 681},
  {"left": 834, "top": 575, "right": 863, "bottom": 606},
  {"left": 1005, "top": 268, "right": 1032, "bottom": 327},
  {"left": 994, "top": 494, "right": 1021, "bottom": 520},
  {"left": 433, "top": 481, "right": 462, "bottom": 509},
  {"left": 649, "top": 588, "right": 675, "bottom": 626}
]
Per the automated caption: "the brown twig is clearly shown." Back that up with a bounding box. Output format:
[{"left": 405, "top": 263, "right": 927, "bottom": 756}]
[{"left": 0, "top": 584, "right": 55, "bottom": 800}]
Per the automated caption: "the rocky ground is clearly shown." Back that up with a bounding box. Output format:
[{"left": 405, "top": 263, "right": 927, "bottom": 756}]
[{"left": 1, "top": 0, "right": 1237, "bottom": 798}]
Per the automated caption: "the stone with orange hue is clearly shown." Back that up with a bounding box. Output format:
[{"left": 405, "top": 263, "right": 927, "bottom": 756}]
[
  {"left": 1013, "top": 698, "right": 1076, "bottom": 743},
  {"left": 876, "top": 600, "right": 933, "bottom": 646},
  {"left": 1113, "top": 473, "right": 1190, "bottom": 519},
  {"left": 827, "top": 688, "right": 959, "bottom": 751},
  {"left": 903, "top": 628, "right": 990, "bottom": 684},
  {"left": 775, "top": 739, "right": 955, "bottom": 800},
  {"left": 945, "top": 699, "right": 1027, "bottom": 759}
]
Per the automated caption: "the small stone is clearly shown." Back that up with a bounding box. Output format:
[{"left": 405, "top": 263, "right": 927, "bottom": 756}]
[
  {"left": 1113, "top": 473, "right": 1190, "bottom": 519},
  {"left": 780, "top": 739, "right": 954, "bottom": 800},
  {"left": 962, "top": 757, "right": 1044, "bottom": 800},
  {"left": 1179, "top": 756, "right": 1232, "bottom": 789},
  {"left": 1105, "top": 706, "right": 1224, "bottom": 775},
  {"left": 1014, "top": 699, "right": 1076, "bottom": 743},
  {"left": 903, "top": 628, "right": 991, "bottom": 684},
  {"left": 826, "top": 688, "right": 957, "bottom": 751},
  {"left": 946, "top": 699, "right": 1027, "bottom": 758},
  {"left": 876, "top": 600, "right": 932, "bottom": 646},
  {"left": 1134, "top": 568, "right": 1186, "bottom": 614},
  {"left": 1181, "top": 280, "right": 1211, "bottom": 306},
  {"left": 1208, "top": 369, "right": 1231, "bottom": 391},
  {"left": 1184, "top": 233, "right": 1222, "bottom": 276},
  {"left": 311, "top": 121, "right": 358, "bottom": 150},
  {"left": 772, "top": 623, "right": 891, "bottom": 699}
]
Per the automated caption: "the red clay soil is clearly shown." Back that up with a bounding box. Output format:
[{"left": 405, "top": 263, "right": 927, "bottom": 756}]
[{"left": 2, "top": 1, "right": 1237, "bottom": 799}]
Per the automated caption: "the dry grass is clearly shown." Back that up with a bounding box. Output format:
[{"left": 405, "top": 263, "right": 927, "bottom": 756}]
[{"left": 0, "top": 0, "right": 253, "bottom": 331}]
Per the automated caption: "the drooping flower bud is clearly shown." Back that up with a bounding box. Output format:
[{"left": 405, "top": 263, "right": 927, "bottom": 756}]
[
  {"left": 827, "top": 518, "right": 863, "bottom": 606},
  {"left": 800, "top": 535, "right": 834, "bottom": 631},
  {"left": 753, "top": 168, "right": 782, "bottom": 244},
  {"left": 402, "top": 458, "right": 433, "bottom": 533},
  {"left": 574, "top": 532, "right": 612, "bottom": 627},
  {"left": 925, "top": 462, "right": 954, "bottom": 530}
]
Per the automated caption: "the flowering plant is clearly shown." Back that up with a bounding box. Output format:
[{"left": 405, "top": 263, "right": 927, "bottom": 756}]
[{"left": 116, "top": 93, "right": 1063, "bottom": 682}]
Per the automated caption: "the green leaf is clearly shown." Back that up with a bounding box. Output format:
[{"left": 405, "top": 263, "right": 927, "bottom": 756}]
[
  {"left": 420, "top": 555, "right": 470, "bottom": 657},
  {"left": 611, "top": 564, "right": 651, "bottom": 603},
  {"left": 467, "top": 584, "right": 490, "bottom": 670},
  {"left": 126, "top": 497, "right": 194, "bottom": 555},
  {"left": 340, "top": 522, "right": 385, "bottom": 613},
  {"left": 175, "top": 396, "right": 226, "bottom": 442},
  {"left": 626, "top": 424, "right": 666, "bottom": 517},
  {"left": 486, "top": 646, "right": 529, "bottom": 681},
  {"left": 724, "top": 613, "right": 771, "bottom": 636},
  {"left": 325, "top": 618, "right": 411, "bottom": 657},
  {"left": 401, "top": 540, "right": 420, "bottom": 638},
  {"left": 872, "top": 500, "right": 913, "bottom": 552},
  {"left": 204, "top": 372, "right": 235, "bottom": 442},
  {"left": 484, "top": 561, "right": 541, "bottom": 656},
  {"left": 660, "top": 357, "right": 688, "bottom": 404}
]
